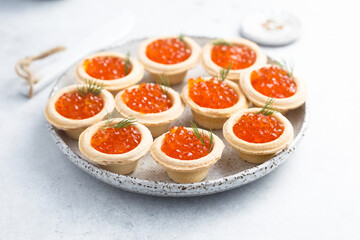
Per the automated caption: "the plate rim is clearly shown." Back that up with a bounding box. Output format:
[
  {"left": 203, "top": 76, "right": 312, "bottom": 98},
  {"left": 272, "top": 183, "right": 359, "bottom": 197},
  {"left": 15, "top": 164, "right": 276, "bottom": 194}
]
[{"left": 47, "top": 36, "right": 309, "bottom": 197}]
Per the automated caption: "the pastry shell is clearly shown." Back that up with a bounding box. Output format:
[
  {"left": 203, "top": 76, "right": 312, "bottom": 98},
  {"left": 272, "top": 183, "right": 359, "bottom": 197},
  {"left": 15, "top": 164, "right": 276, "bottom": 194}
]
[
  {"left": 201, "top": 38, "right": 267, "bottom": 81},
  {"left": 45, "top": 85, "right": 115, "bottom": 139},
  {"left": 115, "top": 84, "right": 185, "bottom": 137},
  {"left": 181, "top": 77, "right": 249, "bottom": 129},
  {"left": 151, "top": 127, "right": 225, "bottom": 183},
  {"left": 137, "top": 36, "right": 201, "bottom": 85},
  {"left": 240, "top": 64, "right": 307, "bottom": 112},
  {"left": 223, "top": 108, "right": 294, "bottom": 164},
  {"left": 75, "top": 51, "right": 144, "bottom": 95},
  {"left": 78, "top": 119, "right": 153, "bottom": 174}
]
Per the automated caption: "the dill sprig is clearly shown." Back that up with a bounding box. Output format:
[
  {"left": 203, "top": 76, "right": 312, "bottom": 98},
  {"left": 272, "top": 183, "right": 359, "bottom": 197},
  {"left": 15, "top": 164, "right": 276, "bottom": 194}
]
[
  {"left": 256, "top": 98, "right": 278, "bottom": 116},
  {"left": 77, "top": 79, "right": 104, "bottom": 96},
  {"left": 219, "top": 62, "right": 233, "bottom": 81},
  {"left": 104, "top": 111, "right": 136, "bottom": 129},
  {"left": 209, "top": 130, "right": 214, "bottom": 152},
  {"left": 124, "top": 52, "right": 131, "bottom": 75},
  {"left": 179, "top": 33, "right": 185, "bottom": 42},
  {"left": 191, "top": 121, "right": 205, "bottom": 146},
  {"left": 272, "top": 59, "right": 294, "bottom": 78},
  {"left": 156, "top": 74, "right": 170, "bottom": 97},
  {"left": 212, "top": 39, "right": 233, "bottom": 46},
  {"left": 191, "top": 121, "right": 214, "bottom": 152},
  {"left": 104, "top": 111, "right": 119, "bottom": 128}
]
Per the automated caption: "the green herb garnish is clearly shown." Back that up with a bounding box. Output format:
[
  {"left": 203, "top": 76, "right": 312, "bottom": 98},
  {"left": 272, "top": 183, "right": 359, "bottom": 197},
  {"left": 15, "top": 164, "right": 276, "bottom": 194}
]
[
  {"left": 124, "top": 52, "right": 131, "bottom": 75},
  {"left": 156, "top": 74, "right": 170, "bottom": 97},
  {"left": 77, "top": 79, "right": 104, "bottom": 97},
  {"left": 191, "top": 121, "right": 214, "bottom": 152},
  {"left": 209, "top": 130, "right": 214, "bottom": 152},
  {"left": 256, "top": 98, "right": 277, "bottom": 116},
  {"left": 179, "top": 33, "right": 185, "bottom": 42},
  {"left": 104, "top": 111, "right": 136, "bottom": 129},
  {"left": 219, "top": 62, "right": 233, "bottom": 81},
  {"left": 271, "top": 58, "right": 294, "bottom": 78},
  {"left": 212, "top": 39, "right": 233, "bottom": 46}
]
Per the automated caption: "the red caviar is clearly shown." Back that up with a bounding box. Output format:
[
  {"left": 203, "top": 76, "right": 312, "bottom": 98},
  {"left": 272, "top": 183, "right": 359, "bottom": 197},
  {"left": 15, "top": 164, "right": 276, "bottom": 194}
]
[
  {"left": 91, "top": 125, "right": 141, "bottom": 154},
  {"left": 251, "top": 65, "right": 297, "bottom": 98},
  {"left": 188, "top": 77, "right": 238, "bottom": 109},
  {"left": 161, "top": 127, "right": 212, "bottom": 160},
  {"left": 122, "top": 83, "right": 173, "bottom": 113},
  {"left": 233, "top": 113, "right": 284, "bottom": 143},
  {"left": 211, "top": 44, "right": 256, "bottom": 69},
  {"left": 83, "top": 56, "right": 131, "bottom": 80},
  {"left": 55, "top": 92, "right": 104, "bottom": 120},
  {"left": 146, "top": 38, "right": 191, "bottom": 64}
]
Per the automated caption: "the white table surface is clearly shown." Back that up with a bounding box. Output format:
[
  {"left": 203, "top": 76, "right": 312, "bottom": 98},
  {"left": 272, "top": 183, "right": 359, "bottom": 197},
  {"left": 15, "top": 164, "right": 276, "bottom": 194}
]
[{"left": 1, "top": 0, "right": 359, "bottom": 239}]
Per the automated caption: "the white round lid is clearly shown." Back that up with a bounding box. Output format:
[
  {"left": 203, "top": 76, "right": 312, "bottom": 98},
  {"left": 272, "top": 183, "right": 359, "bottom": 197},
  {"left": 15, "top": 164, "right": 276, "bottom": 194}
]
[{"left": 241, "top": 9, "right": 301, "bottom": 46}]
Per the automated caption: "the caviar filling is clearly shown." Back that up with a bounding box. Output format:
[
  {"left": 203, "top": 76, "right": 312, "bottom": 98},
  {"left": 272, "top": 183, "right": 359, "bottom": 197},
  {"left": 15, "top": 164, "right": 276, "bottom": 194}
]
[
  {"left": 250, "top": 65, "right": 297, "bottom": 98},
  {"left": 188, "top": 77, "right": 238, "bottom": 109},
  {"left": 161, "top": 127, "right": 212, "bottom": 160},
  {"left": 55, "top": 92, "right": 104, "bottom": 120},
  {"left": 122, "top": 83, "right": 173, "bottom": 114},
  {"left": 211, "top": 44, "right": 256, "bottom": 70},
  {"left": 91, "top": 125, "right": 141, "bottom": 154},
  {"left": 83, "top": 56, "right": 132, "bottom": 80},
  {"left": 146, "top": 38, "right": 191, "bottom": 64},
  {"left": 233, "top": 113, "right": 284, "bottom": 143}
]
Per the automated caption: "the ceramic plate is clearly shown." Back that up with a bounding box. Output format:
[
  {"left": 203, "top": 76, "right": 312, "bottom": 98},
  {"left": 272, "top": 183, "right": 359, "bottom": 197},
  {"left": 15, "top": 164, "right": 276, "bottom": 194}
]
[{"left": 48, "top": 36, "right": 308, "bottom": 197}]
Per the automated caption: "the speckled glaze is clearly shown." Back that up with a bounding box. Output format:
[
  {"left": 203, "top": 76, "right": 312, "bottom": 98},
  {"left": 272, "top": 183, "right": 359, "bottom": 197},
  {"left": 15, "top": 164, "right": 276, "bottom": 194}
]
[{"left": 47, "top": 36, "right": 308, "bottom": 197}]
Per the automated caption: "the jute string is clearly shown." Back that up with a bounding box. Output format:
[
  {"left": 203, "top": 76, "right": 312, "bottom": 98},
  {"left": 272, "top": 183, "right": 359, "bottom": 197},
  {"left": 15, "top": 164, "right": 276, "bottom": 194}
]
[{"left": 15, "top": 46, "right": 66, "bottom": 98}]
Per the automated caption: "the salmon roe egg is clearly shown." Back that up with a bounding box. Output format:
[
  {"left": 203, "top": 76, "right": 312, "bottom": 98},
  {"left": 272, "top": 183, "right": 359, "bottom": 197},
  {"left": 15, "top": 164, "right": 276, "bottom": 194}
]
[
  {"left": 91, "top": 125, "right": 141, "bottom": 154},
  {"left": 83, "top": 56, "right": 131, "bottom": 80},
  {"left": 233, "top": 113, "right": 284, "bottom": 143},
  {"left": 161, "top": 126, "right": 212, "bottom": 160},
  {"left": 188, "top": 77, "right": 238, "bottom": 109},
  {"left": 251, "top": 65, "right": 297, "bottom": 98},
  {"left": 146, "top": 38, "right": 191, "bottom": 64},
  {"left": 211, "top": 44, "right": 256, "bottom": 70},
  {"left": 55, "top": 92, "right": 104, "bottom": 120},
  {"left": 122, "top": 83, "right": 173, "bottom": 113}
]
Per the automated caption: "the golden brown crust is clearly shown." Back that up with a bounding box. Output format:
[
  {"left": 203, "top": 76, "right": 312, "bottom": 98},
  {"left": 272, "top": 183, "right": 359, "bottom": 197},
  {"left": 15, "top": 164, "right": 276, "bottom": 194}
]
[
  {"left": 115, "top": 84, "right": 185, "bottom": 126},
  {"left": 150, "top": 127, "right": 224, "bottom": 173},
  {"left": 75, "top": 51, "right": 144, "bottom": 93},
  {"left": 137, "top": 36, "right": 201, "bottom": 85},
  {"left": 78, "top": 119, "right": 153, "bottom": 166},
  {"left": 138, "top": 36, "right": 201, "bottom": 74},
  {"left": 223, "top": 108, "right": 294, "bottom": 159},
  {"left": 45, "top": 85, "right": 115, "bottom": 131},
  {"left": 181, "top": 77, "right": 249, "bottom": 129},
  {"left": 114, "top": 84, "right": 185, "bottom": 137},
  {"left": 201, "top": 38, "right": 267, "bottom": 81},
  {"left": 181, "top": 77, "right": 249, "bottom": 118},
  {"left": 239, "top": 64, "right": 307, "bottom": 111}
]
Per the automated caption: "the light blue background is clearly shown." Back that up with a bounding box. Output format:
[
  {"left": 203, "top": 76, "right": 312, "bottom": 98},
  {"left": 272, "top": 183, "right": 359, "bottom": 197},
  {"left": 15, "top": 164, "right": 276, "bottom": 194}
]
[{"left": 0, "top": 0, "right": 359, "bottom": 239}]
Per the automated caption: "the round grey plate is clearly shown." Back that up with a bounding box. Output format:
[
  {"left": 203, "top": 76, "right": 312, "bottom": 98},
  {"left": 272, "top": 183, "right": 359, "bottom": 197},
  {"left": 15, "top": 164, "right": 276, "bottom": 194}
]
[{"left": 48, "top": 36, "right": 308, "bottom": 197}]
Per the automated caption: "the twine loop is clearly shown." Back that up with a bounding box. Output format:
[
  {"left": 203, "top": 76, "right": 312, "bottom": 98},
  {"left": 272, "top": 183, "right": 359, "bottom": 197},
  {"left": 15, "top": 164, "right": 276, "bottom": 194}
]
[{"left": 15, "top": 46, "right": 66, "bottom": 98}]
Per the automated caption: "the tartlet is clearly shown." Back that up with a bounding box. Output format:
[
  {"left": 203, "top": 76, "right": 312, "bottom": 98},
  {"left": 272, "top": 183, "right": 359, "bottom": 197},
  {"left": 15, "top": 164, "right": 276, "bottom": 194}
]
[
  {"left": 45, "top": 84, "right": 115, "bottom": 139},
  {"left": 75, "top": 51, "right": 144, "bottom": 94},
  {"left": 240, "top": 64, "right": 307, "bottom": 112},
  {"left": 201, "top": 38, "right": 267, "bottom": 81},
  {"left": 151, "top": 126, "right": 224, "bottom": 183},
  {"left": 79, "top": 119, "right": 153, "bottom": 174},
  {"left": 137, "top": 35, "right": 201, "bottom": 85},
  {"left": 115, "top": 83, "right": 185, "bottom": 137},
  {"left": 181, "top": 76, "right": 249, "bottom": 129},
  {"left": 223, "top": 108, "right": 293, "bottom": 163}
]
